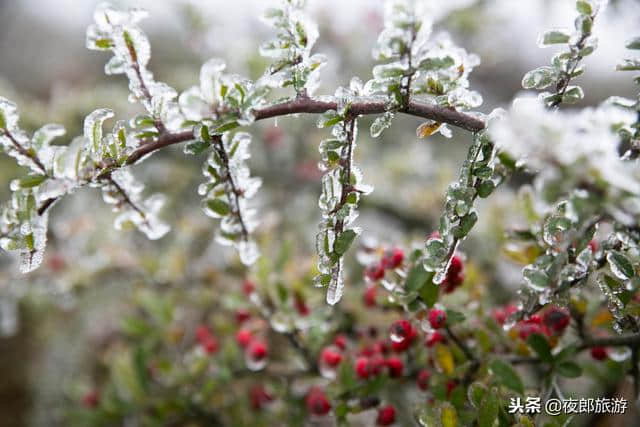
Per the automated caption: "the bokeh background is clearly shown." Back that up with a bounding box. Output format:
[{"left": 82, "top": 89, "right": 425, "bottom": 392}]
[{"left": 0, "top": 0, "right": 639, "bottom": 425}]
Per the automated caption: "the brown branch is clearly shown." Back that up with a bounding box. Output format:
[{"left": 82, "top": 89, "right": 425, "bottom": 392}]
[
  {"left": 212, "top": 135, "right": 249, "bottom": 241},
  {"left": 34, "top": 97, "right": 485, "bottom": 217},
  {"left": 107, "top": 176, "right": 148, "bottom": 224},
  {"left": 2, "top": 129, "right": 47, "bottom": 174},
  {"left": 254, "top": 97, "right": 485, "bottom": 132}
]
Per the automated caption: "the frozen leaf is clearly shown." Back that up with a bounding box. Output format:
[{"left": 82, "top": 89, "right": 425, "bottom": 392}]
[
  {"left": 84, "top": 108, "right": 115, "bottom": 161},
  {"left": 370, "top": 112, "right": 394, "bottom": 138},
  {"left": 537, "top": 29, "right": 571, "bottom": 46},
  {"left": 522, "top": 66, "right": 557, "bottom": 89},
  {"left": 607, "top": 250, "right": 635, "bottom": 280},
  {"left": 416, "top": 121, "right": 442, "bottom": 138}
]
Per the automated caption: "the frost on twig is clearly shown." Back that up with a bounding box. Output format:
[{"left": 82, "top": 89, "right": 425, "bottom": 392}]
[
  {"left": 522, "top": 0, "right": 605, "bottom": 107},
  {"left": 86, "top": 2, "right": 182, "bottom": 133},
  {"left": 198, "top": 129, "right": 262, "bottom": 266},
  {"left": 366, "top": 0, "right": 482, "bottom": 139},
  {"left": 314, "top": 78, "right": 372, "bottom": 305},
  {"left": 260, "top": 0, "right": 326, "bottom": 96}
]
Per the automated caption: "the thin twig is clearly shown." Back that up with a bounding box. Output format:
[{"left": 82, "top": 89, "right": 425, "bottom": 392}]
[{"left": 2, "top": 129, "right": 47, "bottom": 174}]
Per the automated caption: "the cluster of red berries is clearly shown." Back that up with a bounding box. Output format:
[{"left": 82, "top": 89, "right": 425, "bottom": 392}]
[
  {"left": 441, "top": 255, "right": 464, "bottom": 294},
  {"left": 195, "top": 324, "right": 219, "bottom": 354},
  {"left": 363, "top": 247, "right": 405, "bottom": 283}
]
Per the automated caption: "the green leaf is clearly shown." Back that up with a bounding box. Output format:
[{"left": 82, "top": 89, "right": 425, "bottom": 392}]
[
  {"left": 455, "top": 211, "right": 478, "bottom": 238},
  {"left": 445, "top": 309, "right": 466, "bottom": 325},
  {"left": 561, "top": 86, "right": 584, "bottom": 104},
  {"left": 478, "top": 391, "right": 500, "bottom": 427},
  {"left": 184, "top": 140, "right": 209, "bottom": 155},
  {"left": 17, "top": 175, "right": 47, "bottom": 188},
  {"left": 556, "top": 361, "right": 582, "bottom": 378},
  {"left": 527, "top": 333, "right": 553, "bottom": 363},
  {"left": 625, "top": 37, "right": 640, "bottom": 50},
  {"left": 95, "top": 38, "right": 113, "bottom": 49},
  {"left": 468, "top": 382, "right": 487, "bottom": 408},
  {"left": 576, "top": 0, "right": 592, "bottom": 15},
  {"left": 333, "top": 229, "right": 358, "bottom": 256},
  {"left": 405, "top": 264, "right": 438, "bottom": 307},
  {"left": 477, "top": 180, "right": 495, "bottom": 198},
  {"left": 617, "top": 59, "right": 640, "bottom": 71},
  {"left": 490, "top": 359, "right": 524, "bottom": 394},
  {"left": 607, "top": 250, "right": 635, "bottom": 280},
  {"left": 0, "top": 111, "right": 5, "bottom": 129},
  {"left": 522, "top": 66, "right": 557, "bottom": 90},
  {"left": 540, "top": 30, "right": 571, "bottom": 45},
  {"left": 418, "top": 56, "right": 455, "bottom": 70},
  {"left": 554, "top": 344, "right": 578, "bottom": 362},
  {"left": 213, "top": 121, "right": 239, "bottom": 134},
  {"left": 206, "top": 199, "right": 231, "bottom": 216}
]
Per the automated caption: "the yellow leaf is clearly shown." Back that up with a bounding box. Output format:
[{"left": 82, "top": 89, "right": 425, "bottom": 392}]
[
  {"left": 435, "top": 343, "right": 455, "bottom": 375},
  {"left": 416, "top": 121, "right": 441, "bottom": 138},
  {"left": 440, "top": 402, "right": 458, "bottom": 427},
  {"left": 592, "top": 309, "right": 613, "bottom": 327},
  {"left": 501, "top": 243, "right": 540, "bottom": 265}
]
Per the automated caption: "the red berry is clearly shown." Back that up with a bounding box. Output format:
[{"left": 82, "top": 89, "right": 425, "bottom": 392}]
[
  {"left": 334, "top": 334, "right": 348, "bottom": 350},
  {"left": 588, "top": 239, "right": 598, "bottom": 252},
  {"left": 446, "top": 380, "right": 458, "bottom": 398},
  {"left": 365, "top": 263, "right": 385, "bottom": 282},
  {"left": 196, "top": 324, "right": 212, "bottom": 342},
  {"left": 428, "top": 309, "right": 447, "bottom": 329},
  {"left": 82, "top": 390, "right": 99, "bottom": 409},
  {"left": 363, "top": 285, "right": 377, "bottom": 307},
  {"left": 294, "top": 293, "right": 310, "bottom": 316},
  {"left": 320, "top": 347, "right": 343, "bottom": 367},
  {"left": 591, "top": 346, "right": 607, "bottom": 361},
  {"left": 390, "top": 320, "right": 417, "bottom": 352},
  {"left": 385, "top": 357, "right": 404, "bottom": 377},
  {"left": 517, "top": 322, "right": 543, "bottom": 340},
  {"left": 248, "top": 339, "right": 268, "bottom": 360},
  {"left": 235, "top": 309, "right": 251, "bottom": 324},
  {"left": 381, "top": 248, "right": 404, "bottom": 269},
  {"left": 355, "top": 357, "right": 371, "bottom": 379},
  {"left": 249, "top": 384, "right": 273, "bottom": 410},
  {"left": 542, "top": 306, "right": 570, "bottom": 335},
  {"left": 448, "top": 256, "right": 463, "bottom": 276},
  {"left": 202, "top": 337, "right": 219, "bottom": 354},
  {"left": 370, "top": 354, "right": 386, "bottom": 376},
  {"left": 306, "top": 387, "right": 331, "bottom": 416},
  {"left": 243, "top": 280, "right": 256, "bottom": 296},
  {"left": 492, "top": 304, "right": 517, "bottom": 325},
  {"left": 425, "top": 331, "right": 445, "bottom": 347},
  {"left": 236, "top": 328, "right": 253, "bottom": 348},
  {"left": 417, "top": 369, "right": 431, "bottom": 390},
  {"left": 376, "top": 405, "right": 396, "bottom": 426}
]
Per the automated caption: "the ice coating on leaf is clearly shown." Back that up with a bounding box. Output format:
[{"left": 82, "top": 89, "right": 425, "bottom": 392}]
[
  {"left": 178, "top": 58, "right": 273, "bottom": 128},
  {"left": 0, "top": 97, "right": 48, "bottom": 173},
  {"left": 423, "top": 130, "right": 502, "bottom": 282},
  {"left": 489, "top": 95, "right": 639, "bottom": 194},
  {"left": 326, "top": 263, "right": 344, "bottom": 306},
  {"left": 199, "top": 130, "right": 262, "bottom": 265},
  {"left": 86, "top": 3, "right": 184, "bottom": 132},
  {"left": 0, "top": 190, "right": 49, "bottom": 273},
  {"left": 84, "top": 108, "right": 115, "bottom": 161},
  {"left": 522, "top": 0, "right": 605, "bottom": 106},
  {"left": 366, "top": 0, "right": 482, "bottom": 121},
  {"left": 102, "top": 169, "right": 170, "bottom": 240},
  {"left": 260, "top": 0, "right": 326, "bottom": 95},
  {"left": 314, "top": 80, "right": 371, "bottom": 304}
]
